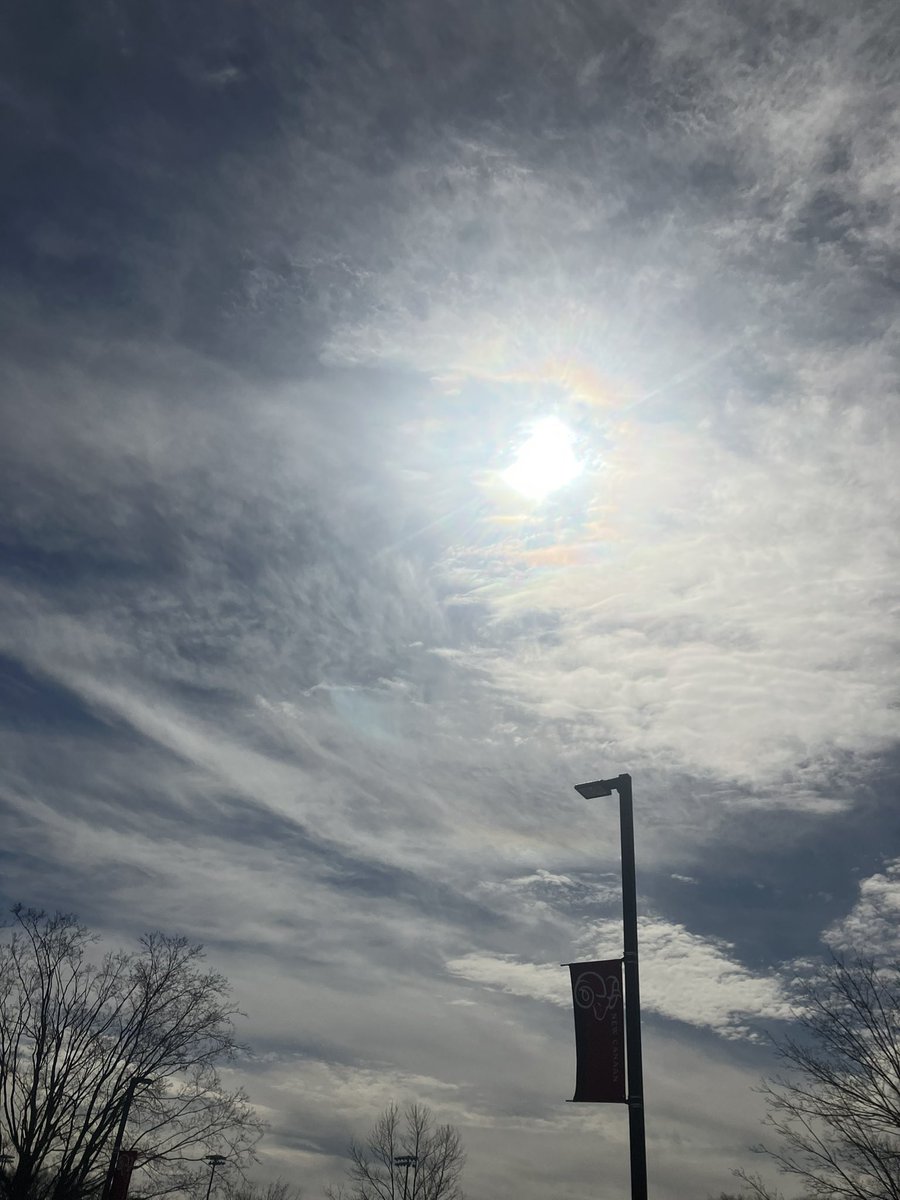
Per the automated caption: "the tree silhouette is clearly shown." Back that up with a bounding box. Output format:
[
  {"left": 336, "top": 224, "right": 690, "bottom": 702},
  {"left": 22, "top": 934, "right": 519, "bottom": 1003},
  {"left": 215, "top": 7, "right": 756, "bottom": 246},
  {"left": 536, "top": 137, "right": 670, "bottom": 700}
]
[
  {"left": 744, "top": 956, "right": 900, "bottom": 1200},
  {"left": 0, "top": 906, "right": 263, "bottom": 1200},
  {"left": 327, "top": 1104, "right": 464, "bottom": 1200}
]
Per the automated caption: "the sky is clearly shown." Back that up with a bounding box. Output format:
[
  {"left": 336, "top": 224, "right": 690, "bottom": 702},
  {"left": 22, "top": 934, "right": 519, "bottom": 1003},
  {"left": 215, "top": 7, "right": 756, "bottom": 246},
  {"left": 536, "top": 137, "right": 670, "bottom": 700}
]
[{"left": 2, "top": 2, "right": 900, "bottom": 1198}]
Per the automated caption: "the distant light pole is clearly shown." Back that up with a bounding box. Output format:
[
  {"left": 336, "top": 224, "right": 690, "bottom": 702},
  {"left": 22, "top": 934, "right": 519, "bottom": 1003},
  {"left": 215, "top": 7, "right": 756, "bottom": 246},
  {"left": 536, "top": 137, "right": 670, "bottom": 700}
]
[
  {"left": 102, "top": 1075, "right": 152, "bottom": 1200},
  {"left": 574, "top": 773, "right": 646, "bottom": 1200},
  {"left": 393, "top": 1155, "right": 418, "bottom": 1200},
  {"left": 204, "top": 1154, "right": 227, "bottom": 1200}
]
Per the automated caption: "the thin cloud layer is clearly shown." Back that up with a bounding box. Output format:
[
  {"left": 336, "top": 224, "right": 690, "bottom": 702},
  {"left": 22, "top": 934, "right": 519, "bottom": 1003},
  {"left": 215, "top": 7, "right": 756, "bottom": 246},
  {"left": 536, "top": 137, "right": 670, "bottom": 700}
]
[
  {"left": 2, "top": 3, "right": 899, "bottom": 1200},
  {"left": 447, "top": 915, "right": 792, "bottom": 1039}
]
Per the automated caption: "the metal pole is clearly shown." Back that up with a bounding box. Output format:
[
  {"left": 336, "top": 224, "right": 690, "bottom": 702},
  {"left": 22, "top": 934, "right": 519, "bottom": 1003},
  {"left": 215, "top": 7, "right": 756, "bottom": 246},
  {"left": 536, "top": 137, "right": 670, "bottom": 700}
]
[
  {"left": 393, "top": 1155, "right": 417, "bottom": 1200},
  {"left": 617, "top": 774, "right": 647, "bottom": 1200}
]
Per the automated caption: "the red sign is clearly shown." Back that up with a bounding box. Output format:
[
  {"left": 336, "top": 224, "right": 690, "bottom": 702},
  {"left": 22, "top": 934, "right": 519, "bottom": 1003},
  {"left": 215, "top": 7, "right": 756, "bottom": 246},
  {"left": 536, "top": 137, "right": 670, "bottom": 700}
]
[
  {"left": 568, "top": 959, "right": 626, "bottom": 1103},
  {"left": 110, "top": 1149, "right": 138, "bottom": 1200}
]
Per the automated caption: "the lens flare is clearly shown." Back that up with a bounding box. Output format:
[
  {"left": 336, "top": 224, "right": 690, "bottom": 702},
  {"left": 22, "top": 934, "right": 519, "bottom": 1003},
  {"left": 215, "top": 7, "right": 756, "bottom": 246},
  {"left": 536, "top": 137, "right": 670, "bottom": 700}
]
[{"left": 502, "top": 417, "right": 582, "bottom": 500}]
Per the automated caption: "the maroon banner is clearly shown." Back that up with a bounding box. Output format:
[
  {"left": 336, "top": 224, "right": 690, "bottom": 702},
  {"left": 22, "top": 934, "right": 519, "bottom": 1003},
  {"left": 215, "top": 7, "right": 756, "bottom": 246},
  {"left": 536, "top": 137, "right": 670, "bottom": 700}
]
[
  {"left": 569, "top": 959, "right": 626, "bottom": 1103},
  {"left": 109, "top": 1149, "right": 138, "bottom": 1200}
]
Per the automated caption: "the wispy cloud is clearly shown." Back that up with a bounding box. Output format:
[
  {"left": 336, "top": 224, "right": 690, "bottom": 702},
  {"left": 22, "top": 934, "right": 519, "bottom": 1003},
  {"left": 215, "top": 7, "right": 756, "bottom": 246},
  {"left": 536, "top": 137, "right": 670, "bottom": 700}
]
[
  {"left": 2, "top": 3, "right": 899, "bottom": 1199},
  {"left": 448, "top": 914, "right": 792, "bottom": 1039}
]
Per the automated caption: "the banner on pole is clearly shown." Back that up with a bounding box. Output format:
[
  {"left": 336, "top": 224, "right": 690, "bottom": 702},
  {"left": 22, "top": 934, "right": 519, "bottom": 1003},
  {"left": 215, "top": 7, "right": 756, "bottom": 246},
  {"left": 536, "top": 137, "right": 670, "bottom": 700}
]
[
  {"left": 110, "top": 1149, "right": 138, "bottom": 1200},
  {"left": 568, "top": 959, "right": 626, "bottom": 1103}
]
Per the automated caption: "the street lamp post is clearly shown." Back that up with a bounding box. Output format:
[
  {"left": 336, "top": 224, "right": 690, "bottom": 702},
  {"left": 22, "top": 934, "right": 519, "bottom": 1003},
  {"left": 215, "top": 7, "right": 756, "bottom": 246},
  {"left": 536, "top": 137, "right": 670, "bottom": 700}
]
[
  {"left": 204, "top": 1154, "right": 227, "bottom": 1200},
  {"left": 102, "top": 1076, "right": 152, "bottom": 1200},
  {"left": 393, "top": 1155, "right": 418, "bottom": 1200},
  {"left": 574, "top": 773, "right": 646, "bottom": 1200}
]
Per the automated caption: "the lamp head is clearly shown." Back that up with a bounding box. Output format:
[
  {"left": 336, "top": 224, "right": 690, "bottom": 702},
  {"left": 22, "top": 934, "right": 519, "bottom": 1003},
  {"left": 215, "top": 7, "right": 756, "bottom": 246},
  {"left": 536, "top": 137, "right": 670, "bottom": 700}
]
[{"left": 574, "top": 778, "right": 618, "bottom": 799}]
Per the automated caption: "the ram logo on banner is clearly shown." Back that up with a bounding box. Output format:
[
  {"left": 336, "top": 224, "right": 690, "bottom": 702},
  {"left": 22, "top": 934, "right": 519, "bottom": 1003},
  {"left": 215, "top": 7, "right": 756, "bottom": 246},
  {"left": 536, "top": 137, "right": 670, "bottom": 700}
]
[{"left": 568, "top": 959, "right": 626, "bottom": 1103}]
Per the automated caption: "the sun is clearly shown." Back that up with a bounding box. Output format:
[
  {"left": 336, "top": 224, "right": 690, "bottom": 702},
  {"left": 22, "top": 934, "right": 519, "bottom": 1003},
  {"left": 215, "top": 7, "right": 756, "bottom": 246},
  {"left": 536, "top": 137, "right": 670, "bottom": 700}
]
[{"left": 502, "top": 416, "right": 583, "bottom": 500}]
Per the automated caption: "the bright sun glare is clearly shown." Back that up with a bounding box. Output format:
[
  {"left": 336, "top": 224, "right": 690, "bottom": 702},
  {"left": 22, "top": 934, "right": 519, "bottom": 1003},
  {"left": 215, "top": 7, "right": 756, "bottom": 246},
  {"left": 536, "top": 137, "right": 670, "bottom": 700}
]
[{"left": 502, "top": 416, "right": 583, "bottom": 500}]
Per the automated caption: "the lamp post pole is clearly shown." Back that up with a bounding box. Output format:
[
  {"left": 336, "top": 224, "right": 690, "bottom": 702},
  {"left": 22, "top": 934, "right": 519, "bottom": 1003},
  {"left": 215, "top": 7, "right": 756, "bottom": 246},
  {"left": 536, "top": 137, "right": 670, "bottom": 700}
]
[
  {"left": 204, "top": 1155, "right": 226, "bottom": 1200},
  {"left": 574, "top": 772, "right": 647, "bottom": 1200}
]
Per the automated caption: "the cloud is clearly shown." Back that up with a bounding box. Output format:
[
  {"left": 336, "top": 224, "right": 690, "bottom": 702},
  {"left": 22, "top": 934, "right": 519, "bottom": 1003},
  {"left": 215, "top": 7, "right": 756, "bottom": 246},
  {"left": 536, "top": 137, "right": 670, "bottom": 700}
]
[
  {"left": 448, "top": 395, "right": 899, "bottom": 792},
  {"left": 823, "top": 859, "right": 900, "bottom": 957},
  {"left": 2, "top": 4, "right": 900, "bottom": 1200},
  {"left": 447, "top": 914, "right": 792, "bottom": 1039},
  {"left": 237, "top": 2, "right": 900, "bottom": 804}
]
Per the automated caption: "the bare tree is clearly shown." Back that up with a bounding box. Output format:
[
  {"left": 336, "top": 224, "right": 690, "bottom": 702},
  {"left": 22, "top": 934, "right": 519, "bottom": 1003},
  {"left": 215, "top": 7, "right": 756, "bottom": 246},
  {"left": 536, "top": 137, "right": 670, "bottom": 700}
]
[
  {"left": 0, "top": 906, "right": 264, "bottom": 1200},
  {"left": 327, "top": 1104, "right": 464, "bottom": 1200},
  {"left": 747, "top": 956, "right": 900, "bottom": 1200}
]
